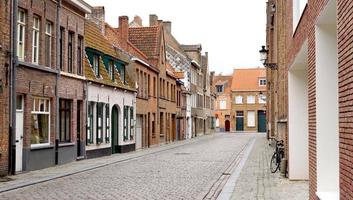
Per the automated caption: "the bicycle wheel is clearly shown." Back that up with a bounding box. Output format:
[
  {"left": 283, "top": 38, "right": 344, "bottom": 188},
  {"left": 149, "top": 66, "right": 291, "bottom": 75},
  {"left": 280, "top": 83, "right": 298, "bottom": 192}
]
[{"left": 270, "top": 153, "right": 279, "bottom": 173}]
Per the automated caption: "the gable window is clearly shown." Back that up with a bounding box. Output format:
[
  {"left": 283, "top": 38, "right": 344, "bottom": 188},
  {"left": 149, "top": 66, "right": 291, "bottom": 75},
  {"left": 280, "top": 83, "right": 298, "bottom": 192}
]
[
  {"left": 59, "top": 99, "right": 71, "bottom": 143},
  {"left": 32, "top": 16, "right": 40, "bottom": 64},
  {"left": 235, "top": 96, "right": 243, "bottom": 104},
  {"left": 259, "top": 79, "right": 267, "bottom": 86},
  {"left": 17, "top": 9, "right": 26, "bottom": 61},
  {"left": 31, "top": 98, "right": 50, "bottom": 146},
  {"left": 93, "top": 54, "right": 100, "bottom": 77},
  {"left": 45, "top": 21, "right": 52, "bottom": 67},
  {"left": 216, "top": 85, "right": 224, "bottom": 93},
  {"left": 68, "top": 32, "right": 74, "bottom": 73},
  {"left": 247, "top": 95, "right": 255, "bottom": 104},
  {"left": 77, "top": 36, "right": 83, "bottom": 75}
]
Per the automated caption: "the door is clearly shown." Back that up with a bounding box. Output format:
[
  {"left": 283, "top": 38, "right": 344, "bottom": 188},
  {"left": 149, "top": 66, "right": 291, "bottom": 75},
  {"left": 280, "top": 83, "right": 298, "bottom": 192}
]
[
  {"left": 225, "top": 120, "right": 230, "bottom": 132},
  {"left": 258, "top": 110, "right": 267, "bottom": 132},
  {"left": 16, "top": 95, "right": 24, "bottom": 172},
  {"left": 236, "top": 111, "right": 244, "bottom": 131},
  {"left": 111, "top": 105, "right": 119, "bottom": 154},
  {"left": 135, "top": 115, "right": 142, "bottom": 150}
]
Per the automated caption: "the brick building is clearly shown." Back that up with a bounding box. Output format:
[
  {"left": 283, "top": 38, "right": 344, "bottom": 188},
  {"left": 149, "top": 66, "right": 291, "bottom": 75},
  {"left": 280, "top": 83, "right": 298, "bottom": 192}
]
[
  {"left": 231, "top": 69, "right": 267, "bottom": 132},
  {"left": 214, "top": 75, "right": 233, "bottom": 132},
  {"left": 266, "top": 0, "right": 353, "bottom": 199},
  {"left": 13, "top": 0, "right": 90, "bottom": 173},
  {"left": 0, "top": 0, "right": 11, "bottom": 175}
]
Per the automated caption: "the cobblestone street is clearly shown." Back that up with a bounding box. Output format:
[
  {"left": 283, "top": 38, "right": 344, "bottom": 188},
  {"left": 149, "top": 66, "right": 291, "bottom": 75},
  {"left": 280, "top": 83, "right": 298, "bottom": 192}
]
[{"left": 0, "top": 133, "right": 308, "bottom": 200}]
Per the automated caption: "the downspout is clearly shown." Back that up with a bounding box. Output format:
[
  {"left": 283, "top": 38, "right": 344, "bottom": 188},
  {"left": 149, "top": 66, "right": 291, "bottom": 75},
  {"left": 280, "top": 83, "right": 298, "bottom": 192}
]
[
  {"left": 55, "top": 0, "right": 62, "bottom": 165},
  {"left": 9, "top": 0, "right": 18, "bottom": 175}
]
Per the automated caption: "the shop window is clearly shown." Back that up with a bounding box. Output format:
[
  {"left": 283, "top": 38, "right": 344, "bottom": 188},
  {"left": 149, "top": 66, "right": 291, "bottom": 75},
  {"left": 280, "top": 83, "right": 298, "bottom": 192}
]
[
  {"left": 59, "top": 99, "right": 71, "bottom": 143},
  {"left": 105, "top": 104, "right": 110, "bottom": 143},
  {"left": 123, "top": 106, "right": 129, "bottom": 141},
  {"left": 96, "top": 103, "right": 103, "bottom": 144},
  {"left": 87, "top": 102, "right": 94, "bottom": 144},
  {"left": 130, "top": 107, "right": 134, "bottom": 140},
  {"left": 31, "top": 98, "right": 50, "bottom": 146}
]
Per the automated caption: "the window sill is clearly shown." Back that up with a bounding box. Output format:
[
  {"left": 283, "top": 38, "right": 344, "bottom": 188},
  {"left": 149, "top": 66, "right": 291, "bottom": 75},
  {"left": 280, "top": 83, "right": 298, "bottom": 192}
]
[
  {"left": 316, "top": 192, "right": 339, "bottom": 200},
  {"left": 59, "top": 142, "right": 75, "bottom": 147},
  {"left": 30, "top": 144, "right": 54, "bottom": 151}
]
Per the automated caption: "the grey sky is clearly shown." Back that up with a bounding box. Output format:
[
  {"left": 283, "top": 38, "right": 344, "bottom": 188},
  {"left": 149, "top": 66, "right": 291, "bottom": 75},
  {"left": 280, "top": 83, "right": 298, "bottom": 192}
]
[{"left": 85, "top": 0, "right": 267, "bottom": 75}]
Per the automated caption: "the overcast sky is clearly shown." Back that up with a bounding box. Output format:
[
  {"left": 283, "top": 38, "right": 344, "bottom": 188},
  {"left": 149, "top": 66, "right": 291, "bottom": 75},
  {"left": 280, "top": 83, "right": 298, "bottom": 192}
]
[{"left": 85, "top": 0, "right": 267, "bottom": 75}]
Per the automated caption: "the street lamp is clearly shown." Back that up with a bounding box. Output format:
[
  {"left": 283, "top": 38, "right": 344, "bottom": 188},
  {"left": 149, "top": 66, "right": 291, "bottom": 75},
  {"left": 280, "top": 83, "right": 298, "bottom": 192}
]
[{"left": 259, "top": 46, "right": 278, "bottom": 70}]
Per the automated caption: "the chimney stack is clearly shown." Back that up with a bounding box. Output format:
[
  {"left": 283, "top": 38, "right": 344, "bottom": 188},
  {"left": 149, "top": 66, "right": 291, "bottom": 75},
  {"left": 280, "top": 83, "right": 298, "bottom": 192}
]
[
  {"left": 163, "top": 21, "right": 171, "bottom": 33},
  {"left": 149, "top": 14, "right": 158, "bottom": 26},
  {"left": 119, "top": 16, "right": 129, "bottom": 49},
  {"left": 87, "top": 6, "right": 105, "bottom": 34},
  {"left": 132, "top": 15, "right": 143, "bottom": 27}
]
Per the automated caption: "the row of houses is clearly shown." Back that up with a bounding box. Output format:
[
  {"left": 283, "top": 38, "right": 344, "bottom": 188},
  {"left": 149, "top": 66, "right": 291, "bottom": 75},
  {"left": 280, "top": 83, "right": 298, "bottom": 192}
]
[
  {"left": 0, "top": 0, "right": 216, "bottom": 175},
  {"left": 213, "top": 68, "right": 267, "bottom": 133},
  {"left": 265, "top": 0, "right": 353, "bottom": 199}
]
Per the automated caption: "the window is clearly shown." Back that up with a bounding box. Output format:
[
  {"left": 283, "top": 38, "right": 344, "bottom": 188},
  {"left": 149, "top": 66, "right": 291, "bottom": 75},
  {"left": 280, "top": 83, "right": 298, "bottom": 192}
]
[
  {"left": 152, "top": 113, "right": 156, "bottom": 137},
  {"left": 31, "top": 98, "right": 50, "bottom": 146},
  {"left": 60, "top": 27, "right": 64, "bottom": 70},
  {"left": 68, "top": 32, "right": 74, "bottom": 73},
  {"left": 45, "top": 21, "right": 52, "bottom": 67},
  {"left": 87, "top": 102, "right": 94, "bottom": 144},
  {"left": 105, "top": 104, "right": 110, "bottom": 143},
  {"left": 259, "top": 94, "right": 266, "bottom": 104},
  {"left": 123, "top": 106, "right": 129, "bottom": 141},
  {"left": 116, "top": 62, "right": 125, "bottom": 83},
  {"left": 216, "top": 85, "right": 224, "bottom": 93},
  {"left": 148, "top": 75, "right": 150, "bottom": 97},
  {"left": 77, "top": 36, "right": 83, "bottom": 75},
  {"left": 293, "top": 0, "right": 308, "bottom": 31},
  {"left": 235, "top": 96, "right": 243, "bottom": 104},
  {"left": 247, "top": 95, "right": 255, "bottom": 104},
  {"left": 96, "top": 103, "right": 103, "bottom": 144},
  {"left": 59, "top": 99, "right": 71, "bottom": 143},
  {"left": 236, "top": 111, "right": 244, "bottom": 117},
  {"left": 247, "top": 111, "right": 255, "bottom": 127},
  {"left": 220, "top": 100, "right": 226, "bottom": 109},
  {"left": 130, "top": 107, "right": 134, "bottom": 140},
  {"left": 153, "top": 77, "right": 156, "bottom": 97},
  {"left": 259, "top": 79, "right": 267, "bottom": 86},
  {"left": 32, "top": 16, "right": 40, "bottom": 64},
  {"left": 17, "top": 9, "right": 26, "bottom": 61},
  {"left": 108, "top": 60, "right": 114, "bottom": 81},
  {"left": 216, "top": 118, "right": 220, "bottom": 127},
  {"left": 93, "top": 54, "right": 100, "bottom": 77}
]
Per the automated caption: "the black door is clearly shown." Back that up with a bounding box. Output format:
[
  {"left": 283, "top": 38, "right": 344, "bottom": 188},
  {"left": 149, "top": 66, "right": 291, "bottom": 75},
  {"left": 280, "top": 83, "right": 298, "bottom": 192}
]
[
  {"left": 111, "top": 106, "right": 119, "bottom": 154},
  {"left": 258, "top": 110, "right": 267, "bottom": 132},
  {"left": 225, "top": 120, "right": 230, "bottom": 132}
]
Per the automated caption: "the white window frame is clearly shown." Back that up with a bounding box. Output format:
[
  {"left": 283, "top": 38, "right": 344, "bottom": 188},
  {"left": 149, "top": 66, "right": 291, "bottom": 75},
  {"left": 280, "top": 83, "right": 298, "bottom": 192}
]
[
  {"left": 259, "top": 94, "right": 266, "bottom": 104},
  {"left": 235, "top": 96, "right": 243, "bottom": 104},
  {"left": 31, "top": 97, "right": 51, "bottom": 147},
  {"left": 247, "top": 95, "right": 255, "bottom": 104},
  {"left": 45, "top": 21, "right": 52, "bottom": 67},
  {"left": 247, "top": 111, "right": 255, "bottom": 127},
  {"left": 259, "top": 79, "right": 267, "bottom": 86},
  {"left": 17, "top": 9, "right": 26, "bottom": 61},
  {"left": 32, "top": 16, "right": 40, "bottom": 64}
]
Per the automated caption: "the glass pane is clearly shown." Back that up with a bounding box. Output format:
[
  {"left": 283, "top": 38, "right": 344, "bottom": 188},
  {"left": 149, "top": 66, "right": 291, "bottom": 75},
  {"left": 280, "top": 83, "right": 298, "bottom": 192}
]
[
  {"left": 16, "top": 95, "right": 22, "bottom": 110},
  {"left": 31, "top": 114, "right": 49, "bottom": 144}
]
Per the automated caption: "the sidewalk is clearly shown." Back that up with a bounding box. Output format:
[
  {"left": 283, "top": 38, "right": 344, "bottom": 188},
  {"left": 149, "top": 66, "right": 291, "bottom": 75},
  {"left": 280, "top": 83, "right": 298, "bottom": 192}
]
[
  {"left": 0, "top": 134, "right": 214, "bottom": 193},
  {"left": 229, "top": 134, "right": 308, "bottom": 200}
]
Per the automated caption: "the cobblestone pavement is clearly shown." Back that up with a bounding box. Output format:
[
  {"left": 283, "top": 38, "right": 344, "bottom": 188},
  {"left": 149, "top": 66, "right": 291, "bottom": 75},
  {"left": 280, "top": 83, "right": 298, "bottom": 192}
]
[
  {"left": 230, "top": 135, "right": 308, "bottom": 200},
  {"left": 0, "top": 133, "right": 255, "bottom": 200}
]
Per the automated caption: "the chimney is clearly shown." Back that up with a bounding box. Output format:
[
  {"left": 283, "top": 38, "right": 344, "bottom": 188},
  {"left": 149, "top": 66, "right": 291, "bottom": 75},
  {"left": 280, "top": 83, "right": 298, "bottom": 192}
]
[
  {"left": 132, "top": 15, "right": 142, "bottom": 27},
  {"left": 149, "top": 14, "right": 158, "bottom": 26},
  {"left": 163, "top": 21, "right": 171, "bottom": 33},
  {"left": 119, "top": 16, "right": 129, "bottom": 49},
  {"left": 87, "top": 6, "right": 105, "bottom": 34}
]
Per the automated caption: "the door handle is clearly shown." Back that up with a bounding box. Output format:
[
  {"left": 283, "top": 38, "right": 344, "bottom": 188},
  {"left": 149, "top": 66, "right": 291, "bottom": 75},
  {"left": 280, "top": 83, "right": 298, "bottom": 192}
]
[{"left": 16, "top": 140, "right": 19, "bottom": 143}]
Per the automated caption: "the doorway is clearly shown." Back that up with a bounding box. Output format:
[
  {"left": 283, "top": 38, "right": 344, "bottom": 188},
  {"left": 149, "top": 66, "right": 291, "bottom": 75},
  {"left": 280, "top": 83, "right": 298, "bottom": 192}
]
[
  {"left": 15, "top": 95, "right": 24, "bottom": 172},
  {"left": 111, "top": 105, "right": 119, "bottom": 154},
  {"left": 236, "top": 111, "right": 244, "bottom": 131},
  {"left": 257, "top": 110, "right": 267, "bottom": 132},
  {"left": 225, "top": 120, "right": 230, "bottom": 132}
]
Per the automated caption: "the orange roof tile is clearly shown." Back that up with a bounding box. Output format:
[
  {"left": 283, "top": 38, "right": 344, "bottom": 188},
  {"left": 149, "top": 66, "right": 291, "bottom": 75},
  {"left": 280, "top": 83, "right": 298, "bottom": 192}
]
[
  {"left": 127, "top": 26, "right": 160, "bottom": 57},
  {"left": 231, "top": 68, "right": 266, "bottom": 91}
]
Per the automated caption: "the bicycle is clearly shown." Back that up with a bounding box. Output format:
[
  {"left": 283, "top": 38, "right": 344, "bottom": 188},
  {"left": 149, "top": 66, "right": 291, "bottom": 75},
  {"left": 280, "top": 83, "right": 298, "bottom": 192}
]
[{"left": 270, "top": 140, "right": 284, "bottom": 173}]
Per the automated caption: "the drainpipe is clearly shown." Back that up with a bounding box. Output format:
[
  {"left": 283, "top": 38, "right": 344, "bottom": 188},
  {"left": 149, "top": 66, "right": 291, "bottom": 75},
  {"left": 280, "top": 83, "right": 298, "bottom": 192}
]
[
  {"left": 55, "top": 0, "right": 62, "bottom": 165},
  {"left": 9, "top": 0, "right": 18, "bottom": 175}
]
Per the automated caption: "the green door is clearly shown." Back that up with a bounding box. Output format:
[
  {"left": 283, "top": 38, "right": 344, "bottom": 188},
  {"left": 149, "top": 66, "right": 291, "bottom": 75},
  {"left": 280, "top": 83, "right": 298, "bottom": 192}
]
[
  {"left": 111, "top": 106, "right": 119, "bottom": 154},
  {"left": 236, "top": 117, "right": 244, "bottom": 131},
  {"left": 258, "top": 110, "right": 267, "bottom": 132}
]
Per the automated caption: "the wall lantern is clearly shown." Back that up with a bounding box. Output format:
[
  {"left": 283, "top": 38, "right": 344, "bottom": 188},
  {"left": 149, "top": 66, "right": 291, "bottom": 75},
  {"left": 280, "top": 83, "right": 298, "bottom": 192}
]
[{"left": 259, "top": 46, "right": 278, "bottom": 70}]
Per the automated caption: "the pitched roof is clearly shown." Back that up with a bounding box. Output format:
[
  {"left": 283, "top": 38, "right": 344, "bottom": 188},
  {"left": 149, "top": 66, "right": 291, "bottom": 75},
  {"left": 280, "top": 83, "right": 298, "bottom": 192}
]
[
  {"left": 231, "top": 68, "right": 266, "bottom": 91},
  {"left": 127, "top": 26, "right": 160, "bottom": 57},
  {"left": 84, "top": 21, "right": 135, "bottom": 91}
]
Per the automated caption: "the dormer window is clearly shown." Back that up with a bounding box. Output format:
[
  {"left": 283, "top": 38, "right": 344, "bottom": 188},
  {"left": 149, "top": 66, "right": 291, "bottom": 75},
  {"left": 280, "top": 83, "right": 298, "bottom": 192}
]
[
  {"left": 108, "top": 60, "right": 114, "bottom": 81},
  {"left": 259, "top": 78, "right": 267, "bottom": 86},
  {"left": 216, "top": 85, "right": 224, "bottom": 93}
]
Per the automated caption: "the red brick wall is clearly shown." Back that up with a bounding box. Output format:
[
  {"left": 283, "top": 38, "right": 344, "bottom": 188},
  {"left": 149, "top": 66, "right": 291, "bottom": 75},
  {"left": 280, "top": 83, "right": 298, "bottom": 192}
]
[
  {"left": 337, "top": 1, "right": 353, "bottom": 199},
  {"left": 0, "top": 0, "right": 11, "bottom": 175}
]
